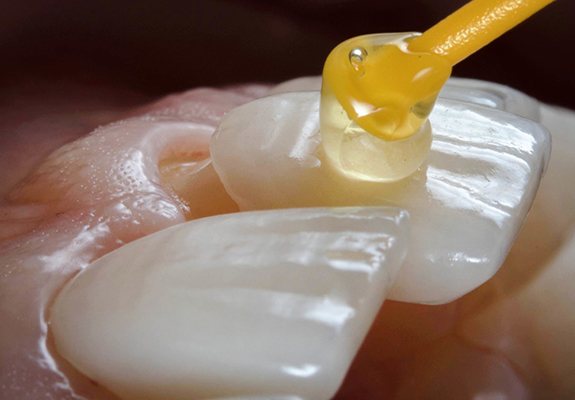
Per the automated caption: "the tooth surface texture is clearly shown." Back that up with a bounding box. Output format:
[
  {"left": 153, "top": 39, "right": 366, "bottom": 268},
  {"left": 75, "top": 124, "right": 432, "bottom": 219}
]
[
  {"left": 439, "top": 78, "right": 541, "bottom": 120},
  {"left": 50, "top": 207, "right": 408, "bottom": 400},
  {"left": 211, "top": 90, "right": 550, "bottom": 304}
]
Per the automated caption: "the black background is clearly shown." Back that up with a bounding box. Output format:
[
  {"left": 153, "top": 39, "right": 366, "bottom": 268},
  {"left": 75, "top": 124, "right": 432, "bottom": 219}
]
[{"left": 2, "top": 0, "right": 573, "bottom": 108}]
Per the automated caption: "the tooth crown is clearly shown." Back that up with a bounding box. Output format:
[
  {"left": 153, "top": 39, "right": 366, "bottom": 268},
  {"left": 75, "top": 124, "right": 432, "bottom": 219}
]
[
  {"left": 211, "top": 79, "right": 550, "bottom": 304},
  {"left": 50, "top": 207, "right": 408, "bottom": 400}
]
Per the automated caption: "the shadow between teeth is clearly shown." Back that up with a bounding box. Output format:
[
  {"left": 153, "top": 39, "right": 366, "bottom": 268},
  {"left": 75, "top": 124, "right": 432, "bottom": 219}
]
[{"left": 50, "top": 207, "right": 408, "bottom": 400}]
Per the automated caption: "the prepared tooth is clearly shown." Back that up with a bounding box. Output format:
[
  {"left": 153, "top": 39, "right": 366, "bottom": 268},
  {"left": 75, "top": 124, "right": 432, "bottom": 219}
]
[
  {"left": 211, "top": 87, "right": 550, "bottom": 304},
  {"left": 50, "top": 207, "right": 408, "bottom": 400}
]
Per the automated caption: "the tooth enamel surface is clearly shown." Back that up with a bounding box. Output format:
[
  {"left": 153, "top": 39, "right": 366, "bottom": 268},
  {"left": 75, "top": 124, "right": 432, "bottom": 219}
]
[
  {"left": 211, "top": 86, "right": 550, "bottom": 304},
  {"left": 438, "top": 78, "right": 541, "bottom": 120},
  {"left": 50, "top": 207, "right": 408, "bottom": 400}
]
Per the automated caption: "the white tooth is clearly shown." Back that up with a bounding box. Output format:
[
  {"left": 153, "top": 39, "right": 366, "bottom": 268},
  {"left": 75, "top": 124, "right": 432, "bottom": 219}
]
[
  {"left": 439, "top": 77, "right": 541, "bottom": 120},
  {"left": 211, "top": 86, "right": 550, "bottom": 304},
  {"left": 50, "top": 207, "right": 408, "bottom": 400},
  {"left": 268, "top": 77, "right": 321, "bottom": 95}
]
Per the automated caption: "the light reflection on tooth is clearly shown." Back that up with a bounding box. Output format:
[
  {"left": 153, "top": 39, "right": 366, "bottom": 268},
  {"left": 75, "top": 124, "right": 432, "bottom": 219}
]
[
  {"left": 50, "top": 207, "right": 408, "bottom": 400},
  {"left": 302, "top": 298, "right": 356, "bottom": 329},
  {"left": 424, "top": 166, "right": 513, "bottom": 225},
  {"left": 282, "top": 364, "right": 320, "bottom": 378}
]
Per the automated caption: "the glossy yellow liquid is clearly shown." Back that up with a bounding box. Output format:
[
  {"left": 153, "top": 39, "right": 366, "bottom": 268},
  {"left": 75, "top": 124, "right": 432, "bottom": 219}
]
[
  {"left": 320, "top": 33, "right": 450, "bottom": 182},
  {"left": 320, "top": 0, "right": 554, "bottom": 182}
]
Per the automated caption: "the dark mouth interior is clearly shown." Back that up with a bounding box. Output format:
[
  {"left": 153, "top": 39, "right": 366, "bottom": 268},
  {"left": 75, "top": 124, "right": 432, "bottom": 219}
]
[{"left": 2, "top": 0, "right": 573, "bottom": 109}]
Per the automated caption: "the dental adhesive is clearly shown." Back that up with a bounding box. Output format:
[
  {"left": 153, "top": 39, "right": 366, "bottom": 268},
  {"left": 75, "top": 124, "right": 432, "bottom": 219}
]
[
  {"left": 320, "top": 33, "right": 448, "bottom": 182},
  {"left": 320, "top": 0, "right": 555, "bottom": 182}
]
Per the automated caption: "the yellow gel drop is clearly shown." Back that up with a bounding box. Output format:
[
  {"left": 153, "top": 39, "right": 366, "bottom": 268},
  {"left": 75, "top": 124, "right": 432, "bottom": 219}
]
[
  {"left": 320, "top": 0, "right": 555, "bottom": 182},
  {"left": 320, "top": 33, "right": 446, "bottom": 182}
]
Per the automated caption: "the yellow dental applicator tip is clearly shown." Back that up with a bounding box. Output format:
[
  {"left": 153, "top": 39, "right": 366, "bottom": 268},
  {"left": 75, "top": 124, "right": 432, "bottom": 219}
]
[{"left": 409, "top": 0, "right": 556, "bottom": 66}]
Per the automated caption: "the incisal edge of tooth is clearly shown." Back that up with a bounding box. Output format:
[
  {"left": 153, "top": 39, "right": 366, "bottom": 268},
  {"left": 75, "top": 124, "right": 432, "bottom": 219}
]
[
  {"left": 50, "top": 207, "right": 408, "bottom": 400},
  {"left": 210, "top": 89, "right": 550, "bottom": 304}
]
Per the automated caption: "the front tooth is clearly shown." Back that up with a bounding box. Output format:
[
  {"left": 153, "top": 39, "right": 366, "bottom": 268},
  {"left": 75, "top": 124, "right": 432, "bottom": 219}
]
[
  {"left": 211, "top": 88, "right": 550, "bottom": 304},
  {"left": 50, "top": 207, "right": 408, "bottom": 400}
]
